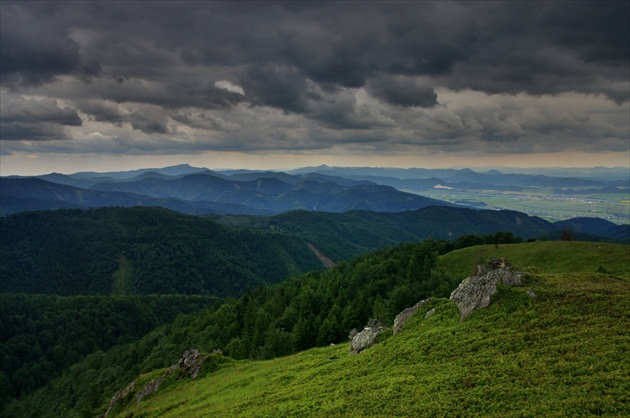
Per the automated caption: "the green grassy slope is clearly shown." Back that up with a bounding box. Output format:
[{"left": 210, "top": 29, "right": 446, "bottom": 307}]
[
  {"left": 438, "top": 241, "right": 630, "bottom": 280},
  {"left": 111, "top": 245, "right": 630, "bottom": 417}
]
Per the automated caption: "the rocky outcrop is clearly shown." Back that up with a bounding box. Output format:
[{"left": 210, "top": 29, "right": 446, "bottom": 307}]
[
  {"left": 349, "top": 319, "right": 388, "bottom": 355},
  {"left": 487, "top": 257, "right": 512, "bottom": 269},
  {"left": 103, "top": 349, "right": 219, "bottom": 417},
  {"left": 450, "top": 258, "right": 525, "bottom": 321},
  {"left": 133, "top": 349, "right": 209, "bottom": 404},
  {"left": 175, "top": 348, "right": 207, "bottom": 379},
  {"left": 102, "top": 381, "right": 136, "bottom": 418},
  {"left": 393, "top": 298, "right": 433, "bottom": 335},
  {"left": 134, "top": 374, "right": 167, "bottom": 405}
]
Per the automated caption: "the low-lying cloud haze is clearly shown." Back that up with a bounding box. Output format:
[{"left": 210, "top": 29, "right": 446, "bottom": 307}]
[{"left": 1, "top": 1, "right": 628, "bottom": 175}]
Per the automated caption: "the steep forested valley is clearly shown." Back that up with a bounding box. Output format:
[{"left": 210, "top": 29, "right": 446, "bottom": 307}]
[
  {"left": 1, "top": 234, "right": 522, "bottom": 416},
  {"left": 1, "top": 207, "right": 323, "bottom": 296},
  {"left": 2, "top": 233, "right": 628, "bottom": 417},
  {"left": 1, "top": 166, "right": 628, "bottom": 417},
  {"left": 0, "top": 203, "right": 537, "bottom": 416}
]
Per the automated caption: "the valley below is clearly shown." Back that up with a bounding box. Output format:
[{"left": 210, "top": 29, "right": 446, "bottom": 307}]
[{"left": 415, "top": 187, "right": 629, "bottom": 224}]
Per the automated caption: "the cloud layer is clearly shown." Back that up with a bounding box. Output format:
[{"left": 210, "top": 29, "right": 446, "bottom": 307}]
[{"left": 1, "top": 1, "right": 628, "bottom": 170}]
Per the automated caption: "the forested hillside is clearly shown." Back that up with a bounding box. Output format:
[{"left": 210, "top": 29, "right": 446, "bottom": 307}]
[
  {"left": 215, "top": 206, "right": 561, "bottom": 260},
  {"left": 4, "top": 240, "right": 627, "bottom": 417},
  {"left": 0, "top": 294, "right": 219, "bottom": 405},
  {"left": 0, "top": 207, "right": 323, "bottom": 296},
  {"left": 110, "top": 270, "right": 630, "bottom": 417},
  {"left": 3, "top": 239, "right": 455, "bottom": 416},
  {"left": 1, "top": 201, "right": 626, "bottom": 416},
  {"left": 1, "top": 205, "right": 573, "bottom": 298},
  {"left": 3, "top": 205, "right": 623, "bottom": 297}
]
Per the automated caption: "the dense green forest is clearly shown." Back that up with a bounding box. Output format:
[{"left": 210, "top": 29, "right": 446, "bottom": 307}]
[
  {"left": 3, "top": 233, "right": 530, "bottom": 417},
  {"left": 0, "top": 207, "right": 323, "bottom": 296},
  {"left": 213, "top": 207, "right": 560, "bottom": 260},
  {"left": 2, "top": 203, "right": 624, "bottom": 417},
  {"left": 2, "top": 206, "right": 618, "bottom": 298},
  {"left": 0, "top": 294, "right": 220, "bottom": 407}
]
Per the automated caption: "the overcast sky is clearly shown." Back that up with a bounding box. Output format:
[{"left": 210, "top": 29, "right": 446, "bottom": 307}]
[{"left": 1, "top": 1, "right": 628, "bottom": 175}]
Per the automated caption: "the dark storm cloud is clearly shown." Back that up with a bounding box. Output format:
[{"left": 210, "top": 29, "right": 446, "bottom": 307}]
[
  {"left": 0, "top": 122, "right": 68, "bottom": 141},
  {"left": 441, "top": 2, "right": 629, "bottom": 102},
  {"left": 0, "top": 94, "right": 81, "bottom": 140},
  {"left": 78, "top": 99, "right": 170, "bottom": 135},
  {"left": 240, "top": 65, "right": 313, "bottom": 113},
  {"left": 0, "top": 2, "right": 95, "bottom": 87},
  {"left": 3, "top": 1, "right": 627, "bottom": 104},
  {"left": 1, "top": 96, "right": 81, "bottom": 126},
  {"left": 77, "top": 100, "right": 126, "bottom": 125},
  {"left": 366, "top": 76, "right": 438, "bottom": 108},
  {"left": 88, "top": 79, "right": 247, "bottom": 111},
  {"left": 0, "top": 1, "right": 627, "bottom": 156}
]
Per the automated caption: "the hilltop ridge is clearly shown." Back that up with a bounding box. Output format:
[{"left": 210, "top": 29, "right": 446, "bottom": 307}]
[
  {"left": 2, "top": 241, "right": 628, "bottom": 417},
  {"left": 105, "top": 253, "right": 629, "bottom": 417}
]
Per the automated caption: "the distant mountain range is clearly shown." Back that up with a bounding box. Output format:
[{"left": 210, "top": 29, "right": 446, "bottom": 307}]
[
  {"left": 553, "top": 217, "right": 630, "bottom": 241},
  {"left": 286, "top": 165, "right": 629, "bottom": 192},
  {"left": 1, "top": 164, "right": 454, "bottom": 216},
  {"left": 1, "top": 164, "right": 627, "bottom": 225},
  {"left": 287, "top": 164, "right": 630, "bottom": 181}
]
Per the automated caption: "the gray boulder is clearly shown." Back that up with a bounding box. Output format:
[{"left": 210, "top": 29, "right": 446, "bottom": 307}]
[
  {"left": 393, "top": 298, "right": 433, "bottom": 335},
  {"left": 349, "top": 319, "right": 388, "bottom": 355},
  {"left": 450, "top": 259, "right": 525, "bottom": 321},
  {"left": 175, "top": 348, "right": 206, "bottom": 379}
]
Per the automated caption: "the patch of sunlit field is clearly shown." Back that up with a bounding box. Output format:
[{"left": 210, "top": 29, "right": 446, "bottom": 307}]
[{"left": 416, "top": 189, "right": 629, "bottom": 224}]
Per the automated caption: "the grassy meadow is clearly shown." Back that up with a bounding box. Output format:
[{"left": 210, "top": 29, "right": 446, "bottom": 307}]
[
  {"left": 110, "top": 242, "right": 630, "bottom": 417},
  {"left": 438, "top": 241, "right": 630, "bottom": 280}
]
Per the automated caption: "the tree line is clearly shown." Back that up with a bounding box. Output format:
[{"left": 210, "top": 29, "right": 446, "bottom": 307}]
[{"left": 2, "top": 232, "right": 523, "bottom": 417}]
